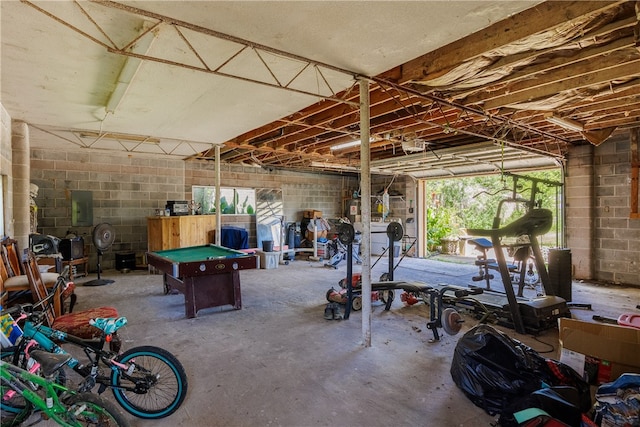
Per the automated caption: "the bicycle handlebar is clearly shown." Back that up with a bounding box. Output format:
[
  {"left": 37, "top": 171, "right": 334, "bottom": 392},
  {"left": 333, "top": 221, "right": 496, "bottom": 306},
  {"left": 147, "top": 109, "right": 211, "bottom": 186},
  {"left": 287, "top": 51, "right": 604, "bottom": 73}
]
[
  {"left": 1, "top": 303, "right": 47, "bottom": 324},
  {"left": 0, "top": 304, "right": 25, "bottom": 317}
]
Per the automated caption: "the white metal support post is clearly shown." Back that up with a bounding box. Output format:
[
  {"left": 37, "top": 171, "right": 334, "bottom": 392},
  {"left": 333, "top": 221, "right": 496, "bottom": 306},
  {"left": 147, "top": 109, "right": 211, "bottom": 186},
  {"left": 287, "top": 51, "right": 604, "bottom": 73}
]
[
  {"left": 215, "top": 144, "right": 221, "bottom": 246},
  {"left": 359, "top": 78, "right": 372, "bottom": 347}
]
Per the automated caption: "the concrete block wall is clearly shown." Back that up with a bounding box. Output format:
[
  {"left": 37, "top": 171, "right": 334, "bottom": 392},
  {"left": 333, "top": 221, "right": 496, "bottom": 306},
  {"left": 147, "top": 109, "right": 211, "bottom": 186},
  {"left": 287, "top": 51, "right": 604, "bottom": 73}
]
[
  {"left": 370, "top": 174, "right": 417, "bottom": 246},
  {"left": 30, "top": 145, "right": 357, "bottom": 269},
  {"left": 31, "top": 147, "right": 185, "bottom": 270},
  {"left": 593, "top": 134, "right": 639, "bottom": 285},
  {"left": 566, "top": 133, "right": 640, "bottom": 286},
  {"left": 185, "top": 160, "right": 358, "bottom": 247},
  {"left": 565, "top": 144, "right": 595, "bottom": 280}
]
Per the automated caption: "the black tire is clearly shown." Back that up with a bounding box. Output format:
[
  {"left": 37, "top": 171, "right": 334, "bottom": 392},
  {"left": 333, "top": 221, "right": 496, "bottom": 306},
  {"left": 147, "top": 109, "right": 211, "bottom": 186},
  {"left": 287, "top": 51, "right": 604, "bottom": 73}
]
[
  {"left": 380, "top": 290, "right": 394, "bottom": 305},
  {"left": 64, "top": 392, "right": 130, "bottom": 427},
  {"left": 111, "top": 346, "right": 188, "bottom": 419}
]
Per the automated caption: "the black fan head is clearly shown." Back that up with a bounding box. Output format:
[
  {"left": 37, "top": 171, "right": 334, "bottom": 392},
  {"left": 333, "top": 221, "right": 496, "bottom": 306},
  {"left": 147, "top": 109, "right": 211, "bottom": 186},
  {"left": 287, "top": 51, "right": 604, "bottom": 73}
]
[{"left": 92, "top": 223, "right": 116, "bottom": 251}]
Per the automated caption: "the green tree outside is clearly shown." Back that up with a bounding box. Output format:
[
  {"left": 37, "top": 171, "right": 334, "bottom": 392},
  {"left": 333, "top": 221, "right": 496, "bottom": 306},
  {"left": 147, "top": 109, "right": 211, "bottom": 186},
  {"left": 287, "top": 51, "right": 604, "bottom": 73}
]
[{"left": 425, "top": 170, "right": 562, "bottom": 252}]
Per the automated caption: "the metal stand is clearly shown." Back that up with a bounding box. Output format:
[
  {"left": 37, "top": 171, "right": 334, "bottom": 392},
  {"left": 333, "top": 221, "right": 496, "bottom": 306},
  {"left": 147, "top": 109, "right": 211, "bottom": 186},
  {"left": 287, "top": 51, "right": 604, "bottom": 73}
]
[{"left": 82, "top": 250, "right": 114, "bottom": 286}]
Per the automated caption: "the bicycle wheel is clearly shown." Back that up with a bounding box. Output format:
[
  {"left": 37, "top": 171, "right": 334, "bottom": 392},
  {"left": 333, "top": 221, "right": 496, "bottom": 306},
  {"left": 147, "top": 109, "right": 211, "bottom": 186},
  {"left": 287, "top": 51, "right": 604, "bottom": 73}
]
[
  {"left": 64, "top": 392, "right": 130, "bottom": 427},
  {"left": 110, "top": 346, "right": 188, "bottom": 419}
]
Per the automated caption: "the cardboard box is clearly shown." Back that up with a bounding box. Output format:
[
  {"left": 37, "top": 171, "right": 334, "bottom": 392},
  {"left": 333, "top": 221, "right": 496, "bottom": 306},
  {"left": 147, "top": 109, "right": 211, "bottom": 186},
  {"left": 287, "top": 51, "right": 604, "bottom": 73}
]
[
  {"left": 306, "top": 230, "right": 328, "bottom": 241},
  {"left": 303, "top": 210, "right": 322, "bottom": 219},
  {"left": 558, "top": 318, "right": 640, "bottom": 384}
]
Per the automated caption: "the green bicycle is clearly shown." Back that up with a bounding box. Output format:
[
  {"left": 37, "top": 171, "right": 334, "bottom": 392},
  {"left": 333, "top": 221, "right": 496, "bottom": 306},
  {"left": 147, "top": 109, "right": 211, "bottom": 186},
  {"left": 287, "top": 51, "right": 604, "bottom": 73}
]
[{"left": 1, "top": 349, "right": 129, "bottom": 427}]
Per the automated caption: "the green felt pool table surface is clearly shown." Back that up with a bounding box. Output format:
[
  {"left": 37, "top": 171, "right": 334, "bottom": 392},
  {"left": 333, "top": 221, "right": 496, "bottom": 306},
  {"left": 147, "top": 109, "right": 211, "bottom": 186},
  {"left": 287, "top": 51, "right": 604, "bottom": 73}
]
[{"left": 150, "top": 244, "right": 249, "bottom": 263}]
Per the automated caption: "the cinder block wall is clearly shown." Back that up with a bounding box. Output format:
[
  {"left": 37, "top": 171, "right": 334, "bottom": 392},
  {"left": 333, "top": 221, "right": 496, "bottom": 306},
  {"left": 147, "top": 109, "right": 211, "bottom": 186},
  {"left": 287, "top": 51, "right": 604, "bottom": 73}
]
[
  {"left": 566, "top": 132, "right": 640, "bottom": 286},
  {"left": 593, "top": 134, "right": 639, "bottom": 285},
  {"left": 31, "top": 144, "right": 358, "bottom": 270},
  {"left": 185, "top": 160, "right": 358, "bottom": 247},
  {"left": 565, "top": 144, "right": 595, "bottom": 280},
  {"left": 31, "top": 147, "right": 186, "bottom": 270},
  {"left": 370, "top": 174, "right": 417, "bottom": 235}
]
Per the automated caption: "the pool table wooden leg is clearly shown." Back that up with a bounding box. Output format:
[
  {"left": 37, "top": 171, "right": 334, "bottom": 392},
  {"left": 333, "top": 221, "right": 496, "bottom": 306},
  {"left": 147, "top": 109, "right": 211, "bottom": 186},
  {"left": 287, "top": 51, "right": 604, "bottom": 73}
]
[
  {"left": 184, "top": 277, "right": 197, "bottom": 318},
  {"left": 231, "top": 270, "right": 242, "bottom": 310}
]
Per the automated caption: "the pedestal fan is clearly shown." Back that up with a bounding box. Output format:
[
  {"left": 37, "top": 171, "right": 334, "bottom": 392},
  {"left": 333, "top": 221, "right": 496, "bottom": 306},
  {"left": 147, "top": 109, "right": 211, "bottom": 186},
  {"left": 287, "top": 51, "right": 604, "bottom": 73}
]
[{"left": 83, "top": 223, "right": 115, "bottom": 286}]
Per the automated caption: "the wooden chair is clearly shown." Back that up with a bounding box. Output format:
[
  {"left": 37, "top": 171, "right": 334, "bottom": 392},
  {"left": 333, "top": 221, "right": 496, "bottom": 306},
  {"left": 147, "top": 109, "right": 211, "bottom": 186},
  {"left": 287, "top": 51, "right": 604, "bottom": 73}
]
[
  {"left": 2, "top": 237, "right": 59, "bottom": 283},
  {"left": 0, "top": 252, "right": 33, "bottom": 306},
  {"left": 2, "top": 237, "right": 76, "bottom": 314},
  {"left": 0, "top": 265, "right": 7, "bottom": 308},
  {"left": 1, "top": 237, "right": 21, "bottom": 276},
  {"left": 22, "top": 249, "right": 118, "bottom": 339},
  {"left": 0, "top": 259, "right": 11, "bottom": 302}
]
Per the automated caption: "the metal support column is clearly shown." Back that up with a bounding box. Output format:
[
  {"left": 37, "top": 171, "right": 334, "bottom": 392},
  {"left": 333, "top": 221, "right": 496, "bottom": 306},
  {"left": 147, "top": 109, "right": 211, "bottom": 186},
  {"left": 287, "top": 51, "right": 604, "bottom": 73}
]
[
  {"left": 215, "top": 144, "right": 221, "bottom": 246},
  {"left": 359, "top": 78, "right": 372, "bottom": 347}
]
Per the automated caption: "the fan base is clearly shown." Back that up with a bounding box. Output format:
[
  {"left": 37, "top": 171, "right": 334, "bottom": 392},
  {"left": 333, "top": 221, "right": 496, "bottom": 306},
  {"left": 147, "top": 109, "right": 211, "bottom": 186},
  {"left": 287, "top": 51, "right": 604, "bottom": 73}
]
[{"left": 83, "top": 279, "right": 115, "bottom": 287}]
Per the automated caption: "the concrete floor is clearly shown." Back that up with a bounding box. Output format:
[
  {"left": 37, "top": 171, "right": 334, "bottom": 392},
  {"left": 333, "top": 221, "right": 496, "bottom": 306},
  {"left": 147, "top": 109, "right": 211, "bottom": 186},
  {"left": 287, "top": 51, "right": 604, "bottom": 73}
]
[{"left": 64, "top": 253, "right": 640, "bottom": 427}]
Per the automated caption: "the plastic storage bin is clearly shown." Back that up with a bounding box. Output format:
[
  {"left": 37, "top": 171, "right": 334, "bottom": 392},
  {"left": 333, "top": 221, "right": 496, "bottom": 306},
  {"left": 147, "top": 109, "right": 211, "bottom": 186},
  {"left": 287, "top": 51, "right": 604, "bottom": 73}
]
[{"left": 258, "top": 251, "right": 279, "bottom": 269}]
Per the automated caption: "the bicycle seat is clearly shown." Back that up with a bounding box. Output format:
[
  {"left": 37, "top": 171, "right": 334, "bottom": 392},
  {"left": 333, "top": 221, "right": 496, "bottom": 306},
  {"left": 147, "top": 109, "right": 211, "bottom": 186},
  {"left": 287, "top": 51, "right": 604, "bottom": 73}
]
[
  {"left": 89, "top": 317, "right": 128, "bottom": 334},
  {"left": 30, "top": 349, "right": 72, "bottom": 376}
]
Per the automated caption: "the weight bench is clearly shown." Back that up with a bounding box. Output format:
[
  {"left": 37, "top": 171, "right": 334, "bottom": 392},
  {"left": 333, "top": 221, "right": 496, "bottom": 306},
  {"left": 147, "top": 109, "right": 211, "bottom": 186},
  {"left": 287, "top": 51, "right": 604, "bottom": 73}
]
[{"left": 350, "top": 279, "right": 483, "bottom": 341}]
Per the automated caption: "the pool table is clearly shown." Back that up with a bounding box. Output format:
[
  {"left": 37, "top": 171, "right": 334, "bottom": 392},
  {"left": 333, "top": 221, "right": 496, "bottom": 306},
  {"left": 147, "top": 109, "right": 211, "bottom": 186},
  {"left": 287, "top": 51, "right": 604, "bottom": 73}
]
[{"left": 146, "top": 244, "right": 259, "bottom": 318}]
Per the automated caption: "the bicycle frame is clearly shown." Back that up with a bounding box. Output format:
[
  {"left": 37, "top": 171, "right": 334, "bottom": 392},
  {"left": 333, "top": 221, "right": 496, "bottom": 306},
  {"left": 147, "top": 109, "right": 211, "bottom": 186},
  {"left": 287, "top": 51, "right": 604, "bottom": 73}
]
[
  {"left": 1, "top": 358, "right": 74, "bottom": 426},
  {"left": 14, "top": 320, "right": 131, "bottom": 392},
  {"left": 3, "top": 340, "right": 41, "bottom": 401},
  {"left": 3, "top": 304, "right": 188, "bottom": 420}
]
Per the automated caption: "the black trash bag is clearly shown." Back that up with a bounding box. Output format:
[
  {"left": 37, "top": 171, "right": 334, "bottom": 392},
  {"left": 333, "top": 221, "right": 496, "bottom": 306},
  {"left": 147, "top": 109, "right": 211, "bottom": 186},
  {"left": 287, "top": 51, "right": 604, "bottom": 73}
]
[
  {"left": 450, "top": 324, "right": 591, "bottom": 417},
  {"left": 498, "top": 387, "right": 583, "bottom": 427}
]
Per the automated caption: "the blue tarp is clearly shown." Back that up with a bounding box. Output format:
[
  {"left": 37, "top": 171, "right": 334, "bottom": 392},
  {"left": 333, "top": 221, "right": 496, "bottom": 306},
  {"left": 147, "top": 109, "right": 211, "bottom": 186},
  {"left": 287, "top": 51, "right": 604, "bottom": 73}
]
[{"left": 221, "top": 226, "right": 249, "bottom": 249}]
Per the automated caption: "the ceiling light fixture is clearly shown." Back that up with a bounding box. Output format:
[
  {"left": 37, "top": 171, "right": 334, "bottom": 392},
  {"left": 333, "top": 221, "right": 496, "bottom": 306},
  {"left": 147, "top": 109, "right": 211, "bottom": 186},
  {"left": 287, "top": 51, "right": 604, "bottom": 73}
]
[
  {"left": 330, "top": 140, "right": 361, "bottom": 151},
  {"left": 330, "top": 137, "right": 378, "bottom": 151},
  {"left": 545, "top": 113, "right": 584, "bottom": 132},
  {"left": 401, "top": 138, "right": 426, "bottom": 153},
  {"left": 78, "top": 131, "right": 160, "bottom": 144}
]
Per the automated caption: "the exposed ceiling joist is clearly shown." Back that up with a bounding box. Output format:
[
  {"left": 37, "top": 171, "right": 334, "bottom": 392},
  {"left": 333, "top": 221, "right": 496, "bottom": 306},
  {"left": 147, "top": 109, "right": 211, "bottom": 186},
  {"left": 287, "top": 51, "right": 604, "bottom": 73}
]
[
  {"left": 398, "top": 1, "right": 627, "bottom": 84},
  {"left": 4, "top": 1, "right": 640, "bottom": 179}
]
